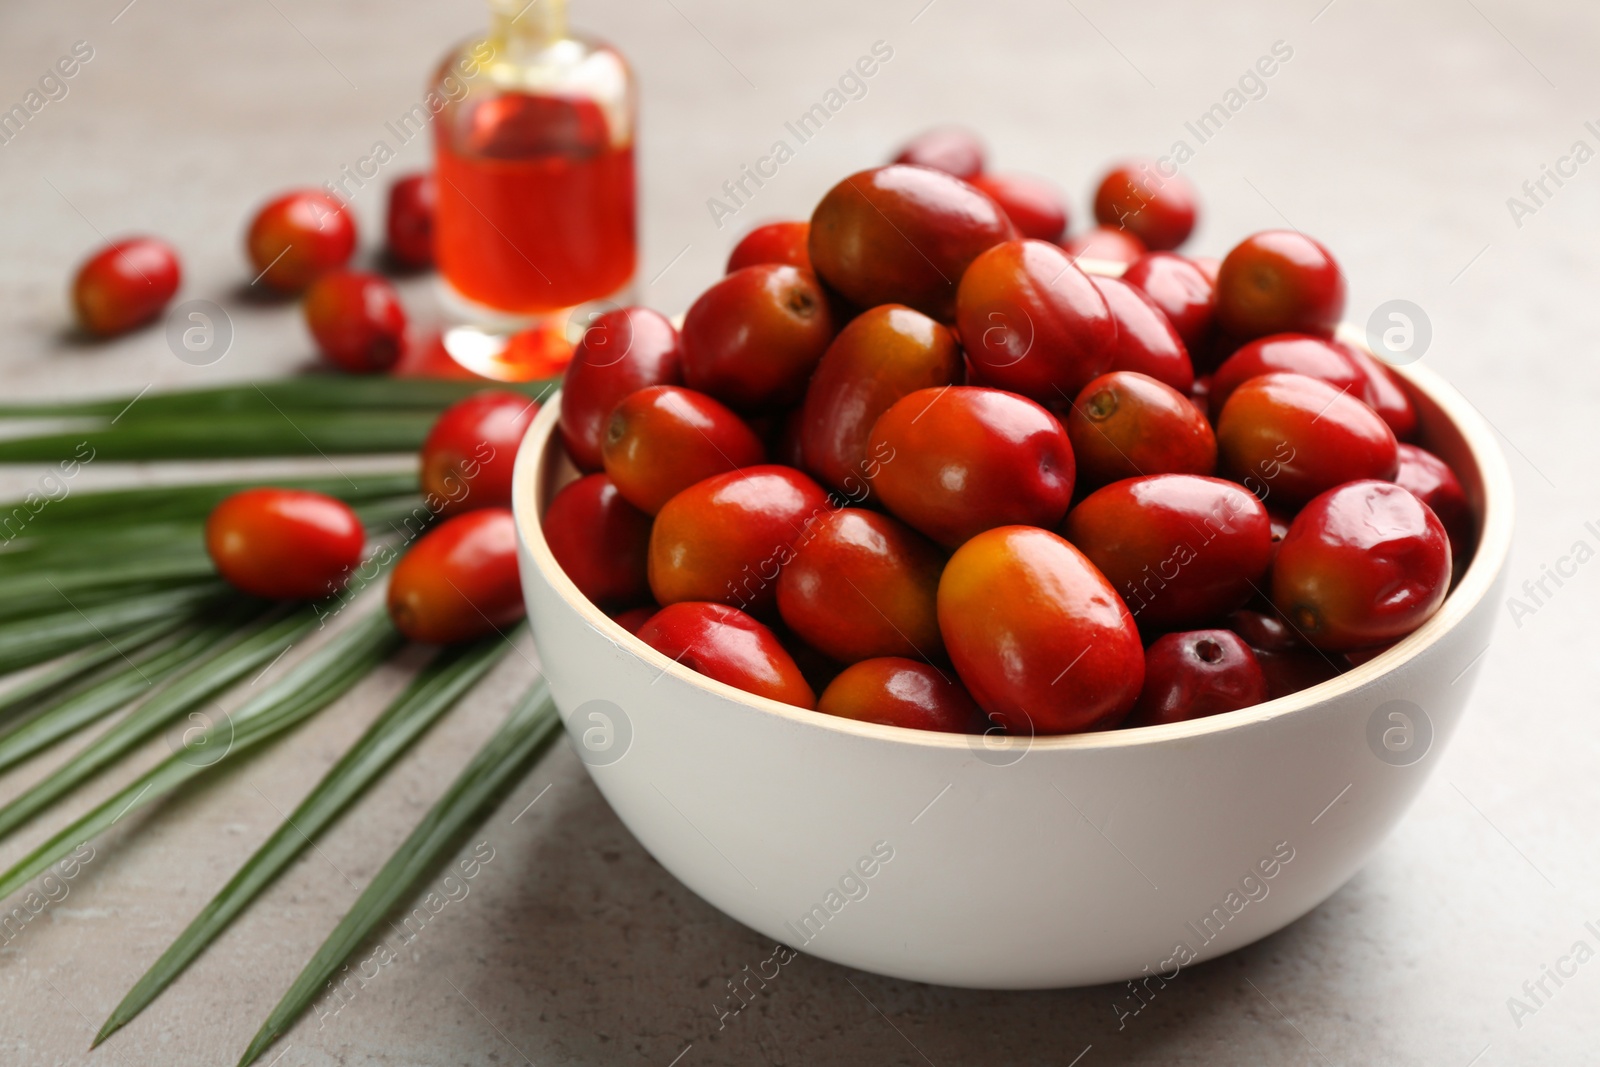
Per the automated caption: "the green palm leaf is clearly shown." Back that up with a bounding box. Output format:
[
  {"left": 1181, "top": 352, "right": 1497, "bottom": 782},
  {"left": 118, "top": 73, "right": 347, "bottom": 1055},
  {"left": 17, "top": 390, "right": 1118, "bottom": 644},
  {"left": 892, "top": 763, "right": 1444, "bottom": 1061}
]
[
  {"left": 0, "top": 609, "right": 403, "bottom": 902},
  {"left": 96, "top": 627, "right": 521, "bottom": 1045},
  {"left": 237, "top": 678, "right": 560, "bottom": 1067}
]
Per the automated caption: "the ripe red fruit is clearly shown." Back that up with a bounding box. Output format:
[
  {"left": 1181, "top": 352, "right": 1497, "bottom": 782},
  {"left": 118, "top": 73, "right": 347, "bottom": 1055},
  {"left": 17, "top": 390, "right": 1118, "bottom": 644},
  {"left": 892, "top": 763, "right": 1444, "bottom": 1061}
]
[
  {"left": 1271, "top": 480, "right": 1451, "bottom": 652},
  {"left": 1124, "top": 630, "right": 1268, "bottom": 728},
  {"left": 956, "top": 239, "right": 1118, "bottom": 403},
  {"left": 817, "top": 658, "right": 989, "bottom": 733},
  {"left": 385, "top": 172, "right": 435, "bottom": 269},
  {"left": 1224, "top": 607, "right": 1343, "bottom": 699},
  {"left": 419, "top": 390, "right": 538, "bottom": 516},
  {"left": 558, "top": 306, "right": 683, "bottom": 472},
  {"left": 809, "top": 165, "right": 1015, "bottom": 321},
  {"left": 387, "top": 508, "right": 524, "bottom": 644},
  {"left": 1393, "top": 443, "right": 1474, "bottom": 564},
  {"left": 1215, "top": 230, "right": 1345, "bottom": 340},
  {"left": 207, "top": 488, "right": 365, "bottom": 601},
  {"left": 681, "top": 264, "right": 836, "bottom": 410},
  {"left": 1092, "top": 163, "right": 1198, "bottom": 251},
  {"left": 647, "top": 465, "right": 833, "bottom": 614},
  {"left": 602, "top": 386, "right": 765, "bottom": 514},
  {"left": 1342, "top": 343, "right": 1419, "bottom": 440},
  {"left": 1209, "top": 333, "right": 1366, "bottom": 418},
  {"left": 1216, "top": 372, "right": 1399, "bottom": 507},
  {"left": 303, "top": 271, "right": 409, "bottom": 373},
  {"left": 775, "top": 508, "right": 945, "bottom": 663},
  {"left": 726, "top": 221, "right": 811, "bottom": 273},
  {"left": 969, "top": 173, "right": 1068, "bottom": 242},
  {"left": 72, "top": 237, "right": 181, "bottom": 336},
  {"left": 890, "top": 127, "right": 985, "bottom": 179},
  {"left": 1060, "top": 226, "right": 1145, "bottom": 266},
  {"left": 636, "top": 601, "right": 815, "bottom": 708},
  {"left": 938, "top": 526, "right": 1144, "bottom": 734},
  {"left": 1122, "top": 251, "right": 1217, "bottom": 360},
  {"left": 797, "top": 304, "right": 962, "bottom": 497},
  {"left": 1066, "top": 371, "right": 1216, "bottom": 487},
  {"left": 543, "top": 473, "right": 652, "bottom": 608},
  {"left": 1063, "top": 474, "right": 1273, "bottom": 631},
  {"left": 246, "top": 189, "right": 357, "bottom": 293},
  {"left": 1090, "top": 275, "right": 1194, "bottom": 393},
  {"left": 868, "top": 386, "right": 1076, "bottom": 548}
]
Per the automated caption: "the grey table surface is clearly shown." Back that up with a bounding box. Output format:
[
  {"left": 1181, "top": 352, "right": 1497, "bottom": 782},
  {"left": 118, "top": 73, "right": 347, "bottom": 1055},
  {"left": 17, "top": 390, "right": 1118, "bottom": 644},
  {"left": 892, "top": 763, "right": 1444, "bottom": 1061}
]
[{"left": 0, "top": 0, "right": 1596, "bottom": 1063}]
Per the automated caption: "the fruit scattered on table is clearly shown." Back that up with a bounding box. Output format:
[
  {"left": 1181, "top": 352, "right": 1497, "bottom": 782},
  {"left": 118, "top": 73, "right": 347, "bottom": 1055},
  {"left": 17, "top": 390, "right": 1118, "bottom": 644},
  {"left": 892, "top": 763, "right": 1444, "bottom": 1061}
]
[{"left": 72, "top": 237, "right": 182, "bottom": 336}]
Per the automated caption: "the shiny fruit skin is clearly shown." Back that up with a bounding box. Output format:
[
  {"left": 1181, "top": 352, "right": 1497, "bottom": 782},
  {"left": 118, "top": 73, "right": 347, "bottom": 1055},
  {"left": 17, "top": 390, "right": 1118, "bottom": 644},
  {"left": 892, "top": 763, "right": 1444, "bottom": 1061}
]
[
  {"left": 1066, "top": 371, "right": 1216, "bottom": 487},
  {"left": 648, "top": 465, "right": 833, "bottom": 614},
  {"left": 385, "top": 172, "right": 435, "bottom": 269},
  {"left": 938, "top": 526, "right": 1144, "bottom": 734},
  {"left": 1090, "top": 275, "right": 1194, "bottom": 393},
  {"left": 559, "top": 307, "right": 683, "bottom": 472},
  {"left": 891, "top": 127, "right": 985, "bottom": 179},
  {"left": 246, "top": 189, "right": 357, "bottom": 293},
  {"left": 387, "top": 508, "right": 524, "bottom": 644},
  {"left": 636, "top": 601, "right": 814, "bottom": 708},
  {"left": 1209, "top": 333, "right": 1365, "bottom": 418},
  {"left": 776, "top": 508, "right": 945, "bottom": 663},
  {"left": 1216, "top": 372, "right": 1399, "bottom": 507},
  {"left": 543, "top": 474, "right": 652, "bottom": 608},
  {"left": 1394, "top": 442, "right": 1474, "bottom": 564},
  {"left": 1271, "top": 480, "right": 1451, "bottom": 652},
  {"left": 1342, "top": 344, "right": 1419, "bottom": 440},
  {"left": 798, "top": 304, "right": 962, "bottom": 496},
  {"left": 420, "top": 390, "right": 539, "bottom": 515},
  {"left": 1092, "top": 163, "right": 1198, "bottom": 251},
  {"left": 303, "top": 271, "right": 408, "bottom": 374},
  {"left": 956, "top": 239, "right": 1117, "bottom": 403},
  {"left": 602, "top": 386, "right": 766, "bottom": 514},
  {"left": 1060, "top": 226, "right": 1145, "bottom": 266},
  {"left": 868, "top": 386, "right": 1075, "bottom": 548},
  {"left": 1124, "top": 630, "right": 1267, "bottom": 728},
  {"left": 969, "top": 173, "right": 1068, "bottom": 242},
  {"left": 809, "top": 165, "right": 1015, "bottom": 321},
  {"left": 1215, "top": 230, "right": 1345, "bottom": 340},
  {"left": 1064, "top": 474, "right": 1273, "bottom": 631},
  {"left": 818, "top": 658, "right": 988, "bottom": 733},
  {"left": 1122, "top": 251, "right": 1217, "bottom": 362},
  {"left": 681, "top": 264, "right": 836, "bottom": 410},
  {"left": 1224, "top": 607, "right": 1342, "bottom": 699},
  {"left": 206, "top": 488, "right": 365, "bottom": 601},
  {"left": 72, "top": 237, "right": 181, "bottom": 336},
  {"left": 727, "top": 221, "right": 811, "bottom": 273}
]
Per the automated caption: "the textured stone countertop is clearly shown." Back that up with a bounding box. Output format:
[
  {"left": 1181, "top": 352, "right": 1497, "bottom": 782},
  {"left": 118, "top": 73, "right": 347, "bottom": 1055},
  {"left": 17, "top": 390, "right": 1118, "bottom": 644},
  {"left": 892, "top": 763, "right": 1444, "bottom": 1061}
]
[{"left": 0, "top": 0, "right": 1597, "bottom": 1063}]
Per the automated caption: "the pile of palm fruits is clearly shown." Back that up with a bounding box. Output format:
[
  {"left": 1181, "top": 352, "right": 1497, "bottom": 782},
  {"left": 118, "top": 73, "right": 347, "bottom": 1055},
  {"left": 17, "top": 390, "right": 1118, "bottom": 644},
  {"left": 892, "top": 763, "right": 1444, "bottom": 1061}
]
[{"left": 544, "top": 127, "right": 1474, "bottom": 737}]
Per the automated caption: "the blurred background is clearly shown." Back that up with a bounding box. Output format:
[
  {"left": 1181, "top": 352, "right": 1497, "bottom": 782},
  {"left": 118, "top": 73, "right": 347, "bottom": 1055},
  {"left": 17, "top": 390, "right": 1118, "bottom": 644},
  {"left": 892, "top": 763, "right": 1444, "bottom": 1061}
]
[{"left": 1, "top": 0, "right": 1596, "bottom": 1063}]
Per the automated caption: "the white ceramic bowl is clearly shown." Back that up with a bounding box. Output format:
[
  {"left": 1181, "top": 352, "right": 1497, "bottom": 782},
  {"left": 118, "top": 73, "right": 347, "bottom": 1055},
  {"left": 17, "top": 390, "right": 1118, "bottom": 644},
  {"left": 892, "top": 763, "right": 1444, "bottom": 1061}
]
[{"left": 512, "top": 349, "right": 1512, "bottom": 989}]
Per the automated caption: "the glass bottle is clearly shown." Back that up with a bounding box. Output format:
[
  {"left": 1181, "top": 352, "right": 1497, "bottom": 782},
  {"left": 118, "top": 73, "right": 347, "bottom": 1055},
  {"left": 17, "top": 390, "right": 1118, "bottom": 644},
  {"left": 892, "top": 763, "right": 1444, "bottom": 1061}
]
[{"left": 430, "top": 0, "right": 636, "bottom": 379}]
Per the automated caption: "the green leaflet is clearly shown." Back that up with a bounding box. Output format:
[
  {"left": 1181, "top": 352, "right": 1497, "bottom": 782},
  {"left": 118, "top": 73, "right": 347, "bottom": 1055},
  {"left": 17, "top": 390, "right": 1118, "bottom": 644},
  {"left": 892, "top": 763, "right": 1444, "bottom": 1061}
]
[
  {"left": 0, "top": 609, "right": 404, "bottom": 902},
  {"left": 0, "top": 376, "right": 555, "bottom": 420},
  {"left": 0, "top": 584, "right": 228, "bottom": 676},
  {"left": 0, "top": 606, "right": 340, "bottom": 844},
  {"left": 0, "top": 611, "right": 259, "bottom": 775},
  {"left": 96, "top": 628, "right": 520, "bottom": 1045},
  {"left": 237, "top": 678, "right": 559, "bottom": 1067}
]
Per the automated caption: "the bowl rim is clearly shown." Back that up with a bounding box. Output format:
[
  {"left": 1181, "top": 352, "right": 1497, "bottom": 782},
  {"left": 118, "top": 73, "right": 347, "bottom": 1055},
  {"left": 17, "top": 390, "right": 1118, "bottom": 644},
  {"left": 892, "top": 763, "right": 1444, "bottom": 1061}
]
[{"left": 511, "top": 334, "right": 1514, "bottom": 752}]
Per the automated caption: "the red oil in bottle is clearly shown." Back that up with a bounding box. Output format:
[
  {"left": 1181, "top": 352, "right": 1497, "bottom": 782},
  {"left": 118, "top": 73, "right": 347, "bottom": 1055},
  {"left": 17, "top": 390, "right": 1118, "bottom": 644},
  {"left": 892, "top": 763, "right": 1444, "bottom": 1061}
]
[{"left": 436, "top": 92, "right": 635, "bottom": 315}]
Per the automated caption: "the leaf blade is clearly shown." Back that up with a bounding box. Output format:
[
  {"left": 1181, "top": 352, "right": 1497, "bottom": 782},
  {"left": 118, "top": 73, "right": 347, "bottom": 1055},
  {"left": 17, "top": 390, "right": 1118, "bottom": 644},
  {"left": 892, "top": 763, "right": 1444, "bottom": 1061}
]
[
  {"left": 0, "top": 609, "right": 403, "bottom": 902},
  {"left": 237, "top": 678, "right": 559, "bottom": 1067},
  {"left": 96, "top": 629, "right": 518, "bottom": 1044}
]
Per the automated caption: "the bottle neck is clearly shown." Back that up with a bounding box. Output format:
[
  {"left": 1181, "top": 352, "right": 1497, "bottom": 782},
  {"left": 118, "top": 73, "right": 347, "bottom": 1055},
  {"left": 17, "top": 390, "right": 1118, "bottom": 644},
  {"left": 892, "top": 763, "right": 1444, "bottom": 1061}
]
[{"left": 488, "top": 0, "right": 568, "bottom": 48}]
